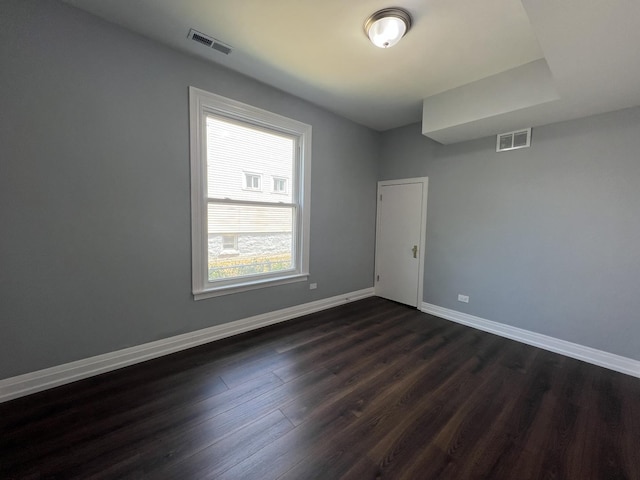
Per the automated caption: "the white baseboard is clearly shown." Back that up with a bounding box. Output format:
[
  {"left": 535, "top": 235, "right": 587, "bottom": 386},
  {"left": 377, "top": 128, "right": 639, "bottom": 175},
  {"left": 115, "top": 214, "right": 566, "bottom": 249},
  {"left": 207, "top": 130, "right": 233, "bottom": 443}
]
[
  {"left": 421, "top": 302, "right": 640, "bottom": 379},
  {"left": 0, "top": 288, "right": 374, "bottom": 403}
]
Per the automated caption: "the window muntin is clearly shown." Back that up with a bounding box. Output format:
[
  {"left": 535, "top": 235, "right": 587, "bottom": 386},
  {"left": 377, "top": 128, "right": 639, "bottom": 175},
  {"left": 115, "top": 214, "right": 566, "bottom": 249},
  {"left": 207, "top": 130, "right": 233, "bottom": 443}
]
[
  {"left": 222, "top": 234, "right": 238, "bottom": 251},
  {"left": 190, "top": 87, "right": 311, "bottom": 299},
  {"left": 273, "top": 177, "right": 287, "bottom": 194},
  {"left": 243, "top": 173, "right": 262, "bottom": 191}
]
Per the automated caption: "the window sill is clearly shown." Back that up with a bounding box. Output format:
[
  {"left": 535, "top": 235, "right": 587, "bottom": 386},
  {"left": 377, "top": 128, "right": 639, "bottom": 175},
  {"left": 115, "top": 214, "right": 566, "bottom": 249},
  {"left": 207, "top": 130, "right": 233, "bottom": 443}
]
[{"left": 194, "top": 273, "right": 308, "bottom": 300}]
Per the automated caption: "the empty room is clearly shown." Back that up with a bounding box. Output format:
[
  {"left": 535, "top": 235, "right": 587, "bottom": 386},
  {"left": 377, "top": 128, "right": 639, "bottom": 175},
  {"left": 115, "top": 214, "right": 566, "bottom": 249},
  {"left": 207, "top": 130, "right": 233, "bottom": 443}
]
[{"left": 1, "top": 0, "right": 639, "bottom": 478}]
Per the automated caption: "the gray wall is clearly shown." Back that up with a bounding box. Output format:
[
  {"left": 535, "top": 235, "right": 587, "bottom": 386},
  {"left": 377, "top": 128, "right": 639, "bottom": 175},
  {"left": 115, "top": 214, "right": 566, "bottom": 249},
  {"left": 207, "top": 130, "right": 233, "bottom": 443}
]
[
  {"left": 0, "top": 0, "right": 379, "bottom": 379},
  {"left": 380, "top": 107, "right": 640, "bottom": 361}
]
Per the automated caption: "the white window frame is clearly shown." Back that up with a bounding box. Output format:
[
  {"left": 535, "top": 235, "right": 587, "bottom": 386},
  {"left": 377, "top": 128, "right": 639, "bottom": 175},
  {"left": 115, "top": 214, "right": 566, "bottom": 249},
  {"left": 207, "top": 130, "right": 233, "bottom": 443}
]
[
  {"left": 272, "top": 176, "right": 287, "bottom": 194},
  {"left": 189, "top": 86, "right": 311, "bottom": 300},
  {"left": 243, "top": 172, "right": 262, "bottom": 191},
  {"left": 221, "top": 234, "right": 238, "bottom": 252}
]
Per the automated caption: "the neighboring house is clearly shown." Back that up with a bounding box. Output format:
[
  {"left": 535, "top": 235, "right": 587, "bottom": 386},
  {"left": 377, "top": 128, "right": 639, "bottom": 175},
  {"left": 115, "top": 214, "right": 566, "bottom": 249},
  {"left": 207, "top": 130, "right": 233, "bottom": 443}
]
[{"left": 205, "top": 116, "right": 294, "bottom": 278}]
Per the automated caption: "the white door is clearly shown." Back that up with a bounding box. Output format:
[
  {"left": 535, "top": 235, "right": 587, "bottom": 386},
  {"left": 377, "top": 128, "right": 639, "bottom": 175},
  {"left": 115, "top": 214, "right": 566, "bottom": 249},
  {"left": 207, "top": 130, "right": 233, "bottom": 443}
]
[{"left": 374, "top": 178, "right": 428, "bottom": 307}]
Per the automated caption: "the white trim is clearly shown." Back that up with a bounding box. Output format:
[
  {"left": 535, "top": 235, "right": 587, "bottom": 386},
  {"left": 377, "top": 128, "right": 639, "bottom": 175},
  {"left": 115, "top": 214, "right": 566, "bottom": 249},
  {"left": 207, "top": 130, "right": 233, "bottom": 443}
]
[
  {"left": 421, "top": 302, "right": 640, "bottom": 378},
  {"left": 242, "top": 172, "right": 263, "bottom": 191},
  {"left": 194, "top": 273, "right": 308, "bottom": 300},
  {"left": 0, "top": 288, "right": 374, "bottom": 403},
  {"left": 188, "top": 86, "right": 312, "bottom": 299},
  {"left": 272, "top": 176, "right": 288, "bottom": 194},
  {"left": 374, "top": 177, "right": 428, "bottom": 309}
]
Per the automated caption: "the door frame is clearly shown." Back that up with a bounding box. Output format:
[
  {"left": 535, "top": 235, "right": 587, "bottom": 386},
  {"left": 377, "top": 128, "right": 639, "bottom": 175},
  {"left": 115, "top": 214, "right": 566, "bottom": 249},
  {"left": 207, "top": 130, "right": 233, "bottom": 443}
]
[{"left": 374, "top": 177, "right": 429, "bottom": 308}]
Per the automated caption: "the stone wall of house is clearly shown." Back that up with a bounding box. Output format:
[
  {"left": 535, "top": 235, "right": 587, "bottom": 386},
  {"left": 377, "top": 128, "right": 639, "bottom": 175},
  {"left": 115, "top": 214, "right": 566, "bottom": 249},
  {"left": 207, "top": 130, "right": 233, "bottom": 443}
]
[{"left": 208, "top": 233, "right": 292, "bottom": 258}]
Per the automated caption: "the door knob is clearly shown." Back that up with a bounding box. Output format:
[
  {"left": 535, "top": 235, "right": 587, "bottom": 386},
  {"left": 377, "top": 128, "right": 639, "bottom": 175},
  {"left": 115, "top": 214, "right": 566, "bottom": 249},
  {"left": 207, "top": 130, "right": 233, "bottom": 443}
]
[{"left": 412, "top": 245, "right": 418, "bottom": 258}]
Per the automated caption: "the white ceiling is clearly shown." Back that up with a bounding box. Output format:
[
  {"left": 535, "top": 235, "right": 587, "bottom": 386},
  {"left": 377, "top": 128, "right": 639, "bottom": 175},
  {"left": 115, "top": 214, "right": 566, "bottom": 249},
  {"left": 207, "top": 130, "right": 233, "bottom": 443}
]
[{"left": 63, "top": 0, "right": 640, "bottom": 144}]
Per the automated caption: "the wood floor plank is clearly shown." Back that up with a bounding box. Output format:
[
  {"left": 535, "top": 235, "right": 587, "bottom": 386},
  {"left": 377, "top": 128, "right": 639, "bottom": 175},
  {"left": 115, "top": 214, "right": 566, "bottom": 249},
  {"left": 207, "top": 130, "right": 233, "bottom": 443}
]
[
  {"left": 79, "top": 373, "right": 288, "bottom": 479},
  {"left": 1, "top": 374, "right": 231, "bottom": 473},
  {"left": 271, "top": 304, "right": 435, "bottom": 387},
  {"left": 127, "top": 409, "right": 293, "bottom": 480},
  {"left": 218, "top": 302, "right": 408, "bottom": 388},
  {"left": 278, "top": 330, "right": 426, "bottom": 426},
  {"left": 276, "top": 332, "right": 505, "bottom": 479},
  {"left": 1, "top": 296, "right": 639, "bottom": 480},
  {"left": 360, "top": 337, "right": 516, "bottom": 476},
  {"left": 620, "top": 374, "right": 640, "bottom": 479},
  {"left": 281, "top": 321, "right": 479, "bottom": 427},
  {"left": 1, "top": 366, "right": 230, "bottom": 449},
  {"left": 216, "top": 407, "right": 358, "bottom": 480}
]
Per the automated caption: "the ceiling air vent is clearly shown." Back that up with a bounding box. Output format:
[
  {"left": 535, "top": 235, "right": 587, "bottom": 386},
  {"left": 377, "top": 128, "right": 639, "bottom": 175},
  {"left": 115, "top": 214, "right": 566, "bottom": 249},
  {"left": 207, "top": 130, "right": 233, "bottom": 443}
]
[
  {"left": 497, "top": 128, "right": 531, "bottom": 152},
  {"left": 187, "top": 29, "right": 232, "bottom": 55}
]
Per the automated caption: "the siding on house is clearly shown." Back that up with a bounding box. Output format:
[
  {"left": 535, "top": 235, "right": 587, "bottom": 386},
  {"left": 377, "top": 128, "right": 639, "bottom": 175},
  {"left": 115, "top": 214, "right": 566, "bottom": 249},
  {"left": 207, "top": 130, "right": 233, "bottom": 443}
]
[
  {"left": 206, "top": 115, "right": 294, "bottom": 206},
  {"left": 207, "top": 204, "right": 292, "bottom": 234}
]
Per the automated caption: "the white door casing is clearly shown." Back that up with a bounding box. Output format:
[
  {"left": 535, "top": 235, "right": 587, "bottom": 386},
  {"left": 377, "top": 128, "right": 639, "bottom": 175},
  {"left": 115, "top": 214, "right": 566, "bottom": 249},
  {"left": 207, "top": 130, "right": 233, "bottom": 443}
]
[{"left": 374, "top": 178, "right": 428, "bottom": 307}]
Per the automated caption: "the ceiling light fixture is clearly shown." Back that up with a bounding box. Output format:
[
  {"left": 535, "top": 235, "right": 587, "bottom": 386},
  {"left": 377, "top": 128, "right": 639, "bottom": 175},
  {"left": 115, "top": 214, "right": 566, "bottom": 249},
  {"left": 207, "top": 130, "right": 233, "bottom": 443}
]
[{"left": 364, "top": 7, "right": 412, "bottom": 48}]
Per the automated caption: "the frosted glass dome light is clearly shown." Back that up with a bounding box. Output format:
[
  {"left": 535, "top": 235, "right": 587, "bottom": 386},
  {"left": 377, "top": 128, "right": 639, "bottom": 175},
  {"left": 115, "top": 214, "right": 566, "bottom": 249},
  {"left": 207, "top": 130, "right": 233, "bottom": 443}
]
[{"left": 364, "top": 8, "right": 412, "bottom": 48}]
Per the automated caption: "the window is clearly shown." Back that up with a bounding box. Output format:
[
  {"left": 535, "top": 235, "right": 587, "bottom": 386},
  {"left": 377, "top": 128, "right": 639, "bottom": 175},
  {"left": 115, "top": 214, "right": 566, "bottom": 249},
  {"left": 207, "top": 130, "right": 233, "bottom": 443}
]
[
  {"left": 273, "top": 177, "right": 287, "bottom": 194},
  {"left": 222, "top": 234, "right": 238, "bottom": 251},
  {"left": 189, "top": 87, "right": 311, "bottom": 299},
  {"left": 244, "top": 173, "right": 262, "bottom": 191}
]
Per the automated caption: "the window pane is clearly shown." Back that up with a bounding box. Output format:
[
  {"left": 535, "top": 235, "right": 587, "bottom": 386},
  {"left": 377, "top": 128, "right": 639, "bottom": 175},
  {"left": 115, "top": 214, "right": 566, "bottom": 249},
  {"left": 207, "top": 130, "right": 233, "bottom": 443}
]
[
  {"left": 206, "top": 115, "right": 294, "bottom": 203},
  {"left": 244, "top": 173, "right": 261, "bottom": 191},
  {"left": 222, "top": 234, "right": 237, "bottom": 250},
  {"left": 273, "top": 177, "right": 286, "bottom": 193},
  {"left": 208, "top": 203, "right": 294, "bottom": 281}
]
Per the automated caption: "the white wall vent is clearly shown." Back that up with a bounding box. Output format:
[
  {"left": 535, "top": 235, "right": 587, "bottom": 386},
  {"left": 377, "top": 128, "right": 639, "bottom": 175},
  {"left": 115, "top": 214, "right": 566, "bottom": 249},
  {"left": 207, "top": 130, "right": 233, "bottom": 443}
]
[
  {"left": 188, "top": 29, "right": 232, "bottom": 55},
  {"left": 496, "top": 128, "right": 531, "bottom": 152}
]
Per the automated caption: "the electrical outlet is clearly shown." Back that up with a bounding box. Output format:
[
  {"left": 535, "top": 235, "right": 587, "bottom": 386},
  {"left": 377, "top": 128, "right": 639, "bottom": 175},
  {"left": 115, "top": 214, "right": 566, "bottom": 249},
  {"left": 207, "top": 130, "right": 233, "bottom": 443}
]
[
  {"left": 309, "top": 283, "right": 317, "bottom": 290},
  {"left": 457, "top": 294, "right": 469, "bottom": 303}
]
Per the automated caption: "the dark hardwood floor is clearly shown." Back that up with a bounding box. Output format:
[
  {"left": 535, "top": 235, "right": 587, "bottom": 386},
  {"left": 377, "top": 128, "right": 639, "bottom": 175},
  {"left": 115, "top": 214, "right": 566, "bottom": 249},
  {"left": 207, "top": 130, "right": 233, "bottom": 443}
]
[{"left": 1, "top": 297, "right": 639, "bottom": 479}]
